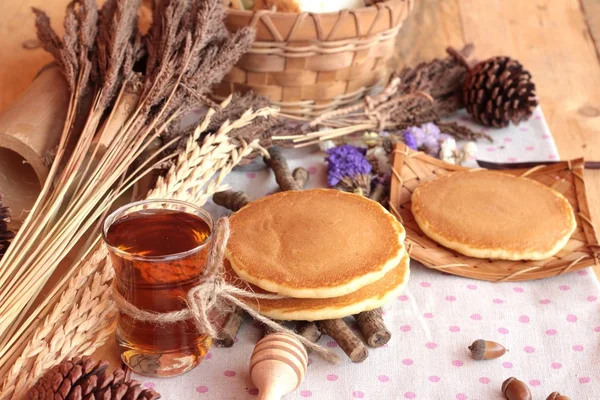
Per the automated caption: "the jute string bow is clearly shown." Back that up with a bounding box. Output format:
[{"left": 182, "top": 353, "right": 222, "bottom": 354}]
[{"left": 112, "top": 216, "right": 340, "bottom": 363}]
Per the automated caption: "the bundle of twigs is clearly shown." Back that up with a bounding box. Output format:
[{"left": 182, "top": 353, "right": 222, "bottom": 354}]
[
  {"left": 0, "top": 0, "right": 276, "bottom": 397},
  {"left": 275, "top": 45, "right": 492, "bottom": 147}
]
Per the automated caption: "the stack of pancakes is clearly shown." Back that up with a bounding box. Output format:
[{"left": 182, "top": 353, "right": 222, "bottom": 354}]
[{"left": 224, "top": 189, "right": 409, "bottom": 321}]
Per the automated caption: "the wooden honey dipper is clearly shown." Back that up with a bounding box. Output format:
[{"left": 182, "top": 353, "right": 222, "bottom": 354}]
[{"left": 250, "top": 332, "right": 309, "bottom": 400}]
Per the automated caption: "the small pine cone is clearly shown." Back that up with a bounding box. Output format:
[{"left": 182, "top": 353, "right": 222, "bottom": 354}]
[
  {"left": 463, "top": 56, "right": 538, "bottom": 127},
  {"left": 0, "top": 194, "right": 14, "bottom": 259},
  {"left": 27, "top": 356, "right": 160, "bottom": 400}
]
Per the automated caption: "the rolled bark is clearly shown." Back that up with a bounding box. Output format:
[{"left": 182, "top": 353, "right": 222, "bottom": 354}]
[
  {"left": 215, "top": 306, "right": 247, "bottom": 347},
  {"left": 0, "top": 64, "right": 69, "bottom": 228},
  {"left": 296, "top": 321, "right": 322, "bottom": 344}
]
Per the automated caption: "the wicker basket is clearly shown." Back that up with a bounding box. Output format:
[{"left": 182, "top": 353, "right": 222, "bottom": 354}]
[
  {"left": 390, "top": 143, "right": 600, "bottom": 282},
  {"left": 215, "top": 0, "right": 414, "bottom": 117}
]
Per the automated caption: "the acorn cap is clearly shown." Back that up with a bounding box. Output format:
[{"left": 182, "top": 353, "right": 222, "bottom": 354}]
[{"left": 468, "top": 339, "right": 486, "bottom": 360}]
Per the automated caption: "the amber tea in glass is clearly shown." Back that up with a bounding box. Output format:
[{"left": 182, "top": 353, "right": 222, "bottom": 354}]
[{"left": 103, "top": 199, "right": 213, "bottom": 377}]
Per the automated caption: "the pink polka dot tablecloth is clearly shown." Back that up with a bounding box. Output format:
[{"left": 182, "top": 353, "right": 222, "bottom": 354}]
[{"left": 132, "top": 108, "right": 600, "bottom": 399}]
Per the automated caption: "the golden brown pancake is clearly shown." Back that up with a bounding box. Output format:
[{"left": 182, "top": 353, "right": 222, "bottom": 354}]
[
  {"left": 225, "top": 251, "right": 410, "bottom": 320},
  {"left": 411, "top": 170, "right": 576, "bottom": 260},
  {"left": 227, "top": 189, "right": 405, "bottom": 298}
]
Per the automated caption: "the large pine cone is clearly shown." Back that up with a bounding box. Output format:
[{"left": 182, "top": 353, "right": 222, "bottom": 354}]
[
  {"left": 0, "top": 194, "right": 14, "bottom": 259},
  {"left": 463, "top": 56, "right": 538, "bottom": 127},
  {"left": 27, "top": 356, "right": 160, "bottom": 400}
]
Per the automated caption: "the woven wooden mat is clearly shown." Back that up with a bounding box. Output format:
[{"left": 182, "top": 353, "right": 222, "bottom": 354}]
[{"left": 390, "top": 143, "right": 600, "bottom": 282}]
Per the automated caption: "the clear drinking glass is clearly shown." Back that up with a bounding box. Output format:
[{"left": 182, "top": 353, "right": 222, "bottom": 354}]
[{"left": 102, "top": 199, "right": 213, "bottom": 377}]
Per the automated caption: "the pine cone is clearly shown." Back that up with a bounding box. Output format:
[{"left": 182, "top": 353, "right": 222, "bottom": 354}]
[
  {"left": 463, "top": 56, "right": 538, "bottom": 127},
  {"left": 27, "top": 356, "right": 160, "bottom": 400},
  {"left": 0, "top": 194, "right": 14, "bottom": 259}
]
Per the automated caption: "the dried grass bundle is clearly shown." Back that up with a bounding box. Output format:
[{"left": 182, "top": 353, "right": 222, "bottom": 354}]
[
  {"left": 0, "top": 0, "right": 263, "bottom": 396},
  {"left": 275, "top": 45, "right": 491, "bottom": 147}
]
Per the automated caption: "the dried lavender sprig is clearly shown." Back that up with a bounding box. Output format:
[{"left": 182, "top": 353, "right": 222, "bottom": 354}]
[{"left": 326, "top": 145, "right": 372, "bottom": 196}]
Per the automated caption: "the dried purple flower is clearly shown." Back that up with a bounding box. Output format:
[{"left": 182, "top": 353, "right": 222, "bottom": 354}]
[
  {"left": 403, "top": 130, "right": 418, "bottom": 150},
  {"left": 326, "top": 145, "right": 372, "bottom": 196},
  {"left": 404, "top": 122, "right": 451, "bottom": 157}
]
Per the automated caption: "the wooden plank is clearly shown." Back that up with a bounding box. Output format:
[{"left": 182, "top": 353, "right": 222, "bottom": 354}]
[
  {"left": 581, "top": 0, "right": 600, "bottom": 59},
  {"left": 0, "top": 0, "right": 64, "bottom": 111},
  {"left": 394, "top": 0, "right": 464, "bottom": 68}
]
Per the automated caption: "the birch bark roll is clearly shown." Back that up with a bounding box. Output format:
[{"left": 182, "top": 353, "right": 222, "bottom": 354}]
[{"left": 0, "top": 64, "right": 69, "bottom": 228}]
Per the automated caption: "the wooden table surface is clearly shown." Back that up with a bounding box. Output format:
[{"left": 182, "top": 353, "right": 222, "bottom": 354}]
[{"left": 1, "top": 0, "right": 599, "bottom": 372}]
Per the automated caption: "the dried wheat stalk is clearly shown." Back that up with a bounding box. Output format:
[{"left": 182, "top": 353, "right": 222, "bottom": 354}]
[
  {"left": 1, "top": 247, "right": 115, "bottom": 399},
  {"left": 0, "top": 102, "right": 277, "bottom": 399}
]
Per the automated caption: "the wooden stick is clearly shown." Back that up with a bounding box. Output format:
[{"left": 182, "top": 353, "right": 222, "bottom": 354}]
[
  {"left": 353, "top": 308, "right": 391, "bottom": 348},
  {"left": 319, "top": 319, "right": 368, "bottom": 363},
  {"left": 215, "top": 306, "right": 247, "bottom": 348},
  {"left": 264, "top": 147, "right": 301, "bottom": 191},
  {"left": 213, "top": 190, "right": 251, "bottom": 212}
]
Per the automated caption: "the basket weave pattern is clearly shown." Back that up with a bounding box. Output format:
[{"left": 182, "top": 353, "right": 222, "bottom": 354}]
[
  {"left": 216, "top": 0, "right": 414, "bottom": 117},
  {"left": 390, "top": 143, "right": 600, "bottom": 282}
]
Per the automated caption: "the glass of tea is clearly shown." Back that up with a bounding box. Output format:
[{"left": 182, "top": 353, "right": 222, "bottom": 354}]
[{"left": 102, "top": 199, "right": 213, "bottom": 377}]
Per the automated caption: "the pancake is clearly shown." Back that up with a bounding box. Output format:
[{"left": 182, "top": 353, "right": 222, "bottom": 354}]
[
  {"left": 411, "top": 170, "right": 576, "bottom": 260},
  {"left": 225, "top": 251, "right": 410, "bottom": 321},
  {"left": 227, "top": 189, "right": 405, "bottom": 298}
]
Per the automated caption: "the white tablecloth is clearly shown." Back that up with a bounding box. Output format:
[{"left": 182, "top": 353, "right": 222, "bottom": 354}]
[{"left": 133, "top": 108, "right": 600, "bottom": 399}]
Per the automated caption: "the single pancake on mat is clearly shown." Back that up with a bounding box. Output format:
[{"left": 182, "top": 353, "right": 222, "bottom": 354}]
[
  {"left": 227, "top": 189, "right": 405, "bottom": 298},
  {"left": 224, "top": 251, "right": 410, "bottom": 321},
  {"left": 410, "top": 170, "right": 576, "bottom": 261}
]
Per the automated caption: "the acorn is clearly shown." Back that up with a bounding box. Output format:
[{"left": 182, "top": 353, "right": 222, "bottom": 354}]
[
  {"left": 468, "top": 339, "right": 506, "bottom": 360},
  {"left": 546, "top": 392, "right": 571, "bottom": 400},
  {"left": 502, "top": 377, "right": 532, "bottom": 400}
]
